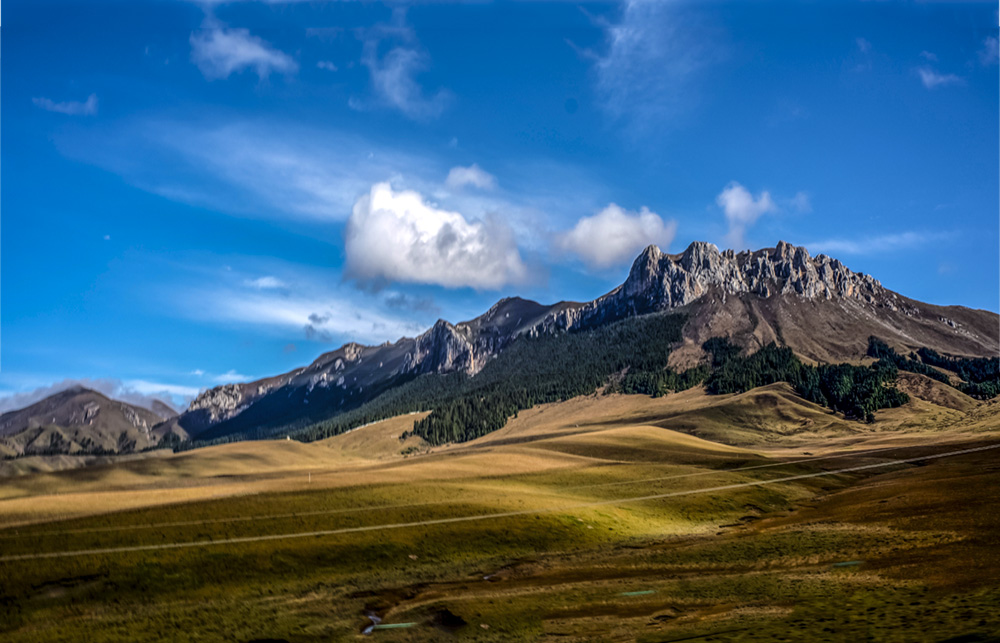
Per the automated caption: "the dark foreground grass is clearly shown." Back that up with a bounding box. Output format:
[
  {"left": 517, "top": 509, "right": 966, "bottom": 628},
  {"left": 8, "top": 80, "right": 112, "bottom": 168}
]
[{"left": 2, "top": 440, "right": 999, "bottom": 642}]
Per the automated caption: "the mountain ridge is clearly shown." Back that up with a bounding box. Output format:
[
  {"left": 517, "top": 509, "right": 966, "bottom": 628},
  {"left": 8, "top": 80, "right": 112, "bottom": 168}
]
[{"left": 157, "top": 240, "right": 998, "bottom": 442}]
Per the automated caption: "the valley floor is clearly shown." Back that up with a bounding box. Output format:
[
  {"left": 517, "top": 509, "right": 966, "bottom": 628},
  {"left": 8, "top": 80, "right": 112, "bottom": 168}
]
[{"left": 0, "top": 380, "right": 998, "bottom": 642}]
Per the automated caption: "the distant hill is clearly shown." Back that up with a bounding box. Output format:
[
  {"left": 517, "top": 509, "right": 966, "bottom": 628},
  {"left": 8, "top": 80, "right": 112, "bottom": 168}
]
[
  {"left": 151, "top": 399, "right": 179, "bottom": 419},
  {"left": 0, "top": 386, "right": 174, "bottom": 457},
  {"left": 159, "top": 241, "right": 998, "bottom": 444}
]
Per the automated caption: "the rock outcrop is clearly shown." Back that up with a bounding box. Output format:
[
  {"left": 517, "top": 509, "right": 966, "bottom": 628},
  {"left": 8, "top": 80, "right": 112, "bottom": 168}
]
[
  {"left": 406, "top": 320, "right": 475, "bottom": 375},
  {"left": 188, "top": 384, "right": 246, "bottom": 423}
]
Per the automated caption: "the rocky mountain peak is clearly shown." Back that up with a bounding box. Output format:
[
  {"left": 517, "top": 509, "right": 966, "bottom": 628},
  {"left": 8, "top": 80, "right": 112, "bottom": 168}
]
[
  {"left": 623, "top": 244, "right": 665, "bottom": 296},
  {"left": 679, "top": 240, "right": 722, "bottom": 271},
  {"left": 618, "top": 240, "right": 889, "bottom": 309},
  {"left": 406, "top": 318, "right": 473, "bottom": 375},
  {"left": 772, "top": 239, "right": 797, "bottom": 260}
]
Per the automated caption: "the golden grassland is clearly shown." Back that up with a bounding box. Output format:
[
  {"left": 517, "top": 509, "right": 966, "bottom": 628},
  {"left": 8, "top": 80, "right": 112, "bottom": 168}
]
[{"left": 0, "top": 375, "right": 998, "bottom": 641}]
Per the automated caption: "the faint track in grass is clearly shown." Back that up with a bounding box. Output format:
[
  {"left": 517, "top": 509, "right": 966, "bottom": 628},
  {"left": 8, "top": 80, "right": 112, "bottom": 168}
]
[
  {"left": 0, "top": 442, "right": 926, "bottom": 539},
  {"left": 2, "top": 442, "right": 996, "bottom": 562},
  {"left": 0, "top": 499, "right": 459, "bottom": 538},
  {"left": 565, "top": 442, "right": 927, "bottom": 490}
]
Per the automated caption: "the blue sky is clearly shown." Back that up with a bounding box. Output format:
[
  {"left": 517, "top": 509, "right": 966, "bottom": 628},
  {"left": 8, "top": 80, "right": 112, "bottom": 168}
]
[{"left": 2, "top": 0, "right": 998, "bottom": 410}]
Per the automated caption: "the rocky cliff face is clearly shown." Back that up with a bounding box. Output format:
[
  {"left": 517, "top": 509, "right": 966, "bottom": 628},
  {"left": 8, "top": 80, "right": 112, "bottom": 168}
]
[
  {"left": 188, "top": 384, "right": 247, "bottom": 423},
  {"left": 531, "top": 240, "right": 915, "bottom": 334},
  {"left": 402, "top": 297, "right": 548, "bottom": 377},
  {"left": 165, "top": 241, "right": 999, "bottom": 440},
  {"left": 405, "top": 320, "right": 475, "bottom": 374},
  {"left": 626, "top": 241, "right": 888, "bottom": 304}
]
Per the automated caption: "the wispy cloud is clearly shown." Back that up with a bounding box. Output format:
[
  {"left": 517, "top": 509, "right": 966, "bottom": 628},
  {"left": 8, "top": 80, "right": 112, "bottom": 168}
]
[
  {"left": 357, "top": 9, "right": 450, "bottom": 120},
  {"left": 59, "top": 119, "right": 426, "bottom": 221},
  {"left": 212, "top": 369, "right": 251, "bottom": 383},
  {"left": 193, "top": 287, "right": 426, "bottom": 345},
  {"left": 980, "top": 37, "right": 999, "bottom": 66},
  {"left": 556, "top": 204, "right": 677, "bottom": 269},
  {"left": 345, "top": 182, "right": 528, "bottom": 290},
  {"left": 245, "top": 276, "right": 288, "bottom": 290},
  {"left": 32, "top": 94, "right": 98, "bottom": 116},
  {"left": 917, "top": 67, "right": 963, "bottom": 89},
  {"left": 190, "top": 26, "right": 297, "bottom": 80},
  {"left": 188, "top": 368, "right": 254, "bottom": 385},
  {"left": 383, "top": 291, "right": 440, "bottom": 315},
  {"left": 157, "top": 255, "right": 434, "bottom": 346},
  {"left": 716, "top": 182, "right": 776, "bottom": 250},
  {"left": 590, "top": 0, "right": 720, "bottom": 127},
  {"left": 55, "top": 115, "right": 611, "bottom": 258},
  {"left": 445, "top": 164, "right": 497, "bottom": 191},
  {"left": 786, "top": 191, "right": 812, "bottom": 214},
  {"left": 317, "top": 60, "right": 338, "bottom": 72},
  {"left": 126, "top": 380, "right": 201, "bottom": 400},
  {"left": 805, "top": 231, "right": 941, "bottom": 256}
]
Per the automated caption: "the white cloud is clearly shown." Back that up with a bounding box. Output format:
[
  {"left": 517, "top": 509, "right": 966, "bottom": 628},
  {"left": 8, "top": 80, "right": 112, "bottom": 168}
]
[
  {"left": 919, "top": 50, "right": 938, "bottom": 62},
  {"left": 213, "top": 370, "right": 250, "bottom": 383},
  {"left": 557, "top": 204, "right": 677, "bottom": 269},
  {"left": 980, "top": 37, "right": 999, "bottom": 66},
  {"left": 592, "top": 0, "right": 718, "bottom": 126},
  {"left": 190, "top": 27, "right": 297, "bottom": 80},
  {"left": 190, "top": 369, "right": 206, "bottom": 376},
  {"left": 359, "top": 10, "right": 450, "bottom": 120},
  {"left": 0, "top": 378, "right": 197, "bottom": 415},
  {"left": 856, "top": 37, "right": 872, "bottom": 54},
  {"left": 716, "top": 182, "right": 776, "bottom": 249},
  {"left": 317, "top": 60, "right": 338, "bottom": 72},
  {"left": 245, "top": 276, "right": 288, "bottom": 290},
  {"left": 32, "top": 94, "right": 98, "bottom": 116},
  {"left": 445, "top": 164, "right": 497, "bottom": 191},
  {"left": 805, "top": 231, "right": 939, "bottom": 256},
  {"left": 917, "top": 67, "right": 963, "bottom": 89},
  {"left": 345, "top": 182, "right": 528, "bottom": 289}
]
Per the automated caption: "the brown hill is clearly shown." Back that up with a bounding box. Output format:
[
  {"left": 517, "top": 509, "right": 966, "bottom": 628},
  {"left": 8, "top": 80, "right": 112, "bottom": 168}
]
[{"left": 0, "top": 386, "right": 170, "bottom": 456}]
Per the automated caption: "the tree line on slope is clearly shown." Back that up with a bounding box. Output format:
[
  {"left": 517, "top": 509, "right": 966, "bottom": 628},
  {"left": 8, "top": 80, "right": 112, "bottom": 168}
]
[
  {"left": 404, "top": 313, "right": 690, "bottom": 445},
  {"left": 180, "top": 321, "right": 994, "bottom": 453},
  {"left": 206, "top": 312, "right": 689, "bottom": 449},
  {"left": 867, "top": 337, "right": 999, "bottom": 399},
  {"left": 702, "top": 338, "right": 908, "bottom": 423},
  {"left": 401, "top": 328, "right": 910, "bottom": 445}
]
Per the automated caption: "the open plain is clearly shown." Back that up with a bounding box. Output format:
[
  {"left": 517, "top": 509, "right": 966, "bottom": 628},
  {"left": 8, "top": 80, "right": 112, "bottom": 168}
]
[{"left": 1, "top": 378, "right": 999, "bottom": 642}]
